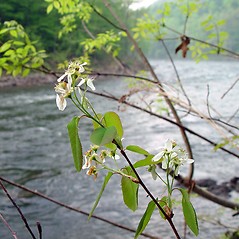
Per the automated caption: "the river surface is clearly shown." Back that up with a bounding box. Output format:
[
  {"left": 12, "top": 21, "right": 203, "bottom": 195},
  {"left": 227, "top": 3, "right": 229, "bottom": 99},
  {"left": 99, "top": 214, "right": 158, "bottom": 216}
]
[{"left": 0, "top": 60, "right": 238, "bottom": 239}]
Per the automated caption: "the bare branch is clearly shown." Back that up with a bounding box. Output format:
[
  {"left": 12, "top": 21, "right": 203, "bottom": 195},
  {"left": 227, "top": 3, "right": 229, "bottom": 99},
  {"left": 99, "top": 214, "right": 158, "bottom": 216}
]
[
  {"left": 0, "top": 213, "right": 18, "bottom": 239},
  {"left": 0, "top": 177, "right": 160, "bottom": 239},
  {"left": 0, "top": 180, "right": 37, "bottom": 239},
  {"left": 221, "top": 78, "right": 239, "bottom": 99}
]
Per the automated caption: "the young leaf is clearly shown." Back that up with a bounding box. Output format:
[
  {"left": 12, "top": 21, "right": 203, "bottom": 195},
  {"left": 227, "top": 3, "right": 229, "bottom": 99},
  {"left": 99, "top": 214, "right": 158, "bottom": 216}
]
[
  {"left": 135, "top": 200, "right": 156, "bottom": 239},
  {"left": 92, "top": 113, "right": 103, "bottom": 129},
  {"left": 126, "top": 145, "right": 150, "bottom": 155},
  {"left": 89, "top": 172, "right": 113, "bottom": 220},
  {"left": 121, "top": 168, "right": 139, "bottom": 211},
  {"left": 133, "top": 155, "right": 155, "bottom": 168},
  {"left": 0, "top": 42, "right": 11, "bottom": 53},
  {"left": 180, "top": 189, "right": 199, "bottom": 236},
  {"left": 90, "top": 126, "right": 117, "bottom": 146},
  {"left": 103, "top": 111, "right": 124, "bottom": 138},
  {"left": 67, "top": 116, "right": 83, "bottom": 172}
]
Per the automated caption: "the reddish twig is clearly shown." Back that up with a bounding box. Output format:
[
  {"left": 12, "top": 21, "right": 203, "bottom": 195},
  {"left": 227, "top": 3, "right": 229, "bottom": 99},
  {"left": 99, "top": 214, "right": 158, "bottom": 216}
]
[{"left": 0, "top": 180, "right": 37, "bottom": 239}]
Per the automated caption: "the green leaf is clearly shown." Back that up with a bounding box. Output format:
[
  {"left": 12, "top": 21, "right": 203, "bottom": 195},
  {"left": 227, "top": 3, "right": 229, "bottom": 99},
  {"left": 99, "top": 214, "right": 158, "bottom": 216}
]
[
  {"left": 103, "top": 111, "right": 123, "bottom": 138},
  {"left": 53, "top": 0, "right": 60, "bottom": 9},
  {"left": 126, "top": 145, "right": 150, "bottom": 155},
  {"left": 0, "top": 42, "right": 11, "bottom": 53},
  {"left": 90, "top": 126, "right": 117, "bottom": 146},
  {"left": 133, "top": 155, "right": 155, "bottom": 168},
  {"left": 10, "top": 30, "right": 18, "bottom": 38},
  {"left": 121, "top": 168, "right": 139, "bottom": 211},
  {"left": 46, "top": 4, "right": 54, "bottom": 14},
  {"left": 22, "top": 68, "right": 30, "bottom": 77},
  {"left": 135, "top": 200, "right": 156, "bottom": 239},
  {"left": 92, "top": 113, "right": 103, "bottom": 129},
  {"left": 67, "top": 116, "right": 83, "bottom": 172},
  {"left": 180, "top": 189, "right": 199, "bottom": 236},
  {"left": 88, "top": 172, "right": 113, "bottom": 220},
  {"left": 0, "top": 29, "right": 9, "bottom": 35}
]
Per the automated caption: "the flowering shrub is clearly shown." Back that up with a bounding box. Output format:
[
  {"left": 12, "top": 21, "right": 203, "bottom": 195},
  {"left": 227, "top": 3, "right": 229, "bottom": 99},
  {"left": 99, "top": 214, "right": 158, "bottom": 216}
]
[{"left": 54, "top": 61, "right": 198, "bottom": 238}]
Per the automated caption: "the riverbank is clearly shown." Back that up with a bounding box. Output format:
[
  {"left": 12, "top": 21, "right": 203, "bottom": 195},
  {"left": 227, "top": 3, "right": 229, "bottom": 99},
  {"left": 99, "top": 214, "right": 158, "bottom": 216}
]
[{"left": 0, "top": 73, "right": 56, "bottom": 88}]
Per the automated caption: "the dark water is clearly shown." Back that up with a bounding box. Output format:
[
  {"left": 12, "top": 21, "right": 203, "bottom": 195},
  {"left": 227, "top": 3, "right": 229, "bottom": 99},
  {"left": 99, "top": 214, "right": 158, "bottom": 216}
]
[{"left": 0, "top": 61, "right": 238, "bottom": 239}]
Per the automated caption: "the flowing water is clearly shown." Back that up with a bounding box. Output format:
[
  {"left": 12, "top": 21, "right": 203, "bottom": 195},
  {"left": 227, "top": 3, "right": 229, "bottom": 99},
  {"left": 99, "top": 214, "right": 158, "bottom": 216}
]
[{"left": 0, "top": 60, "right": 238, "bottom": 239}]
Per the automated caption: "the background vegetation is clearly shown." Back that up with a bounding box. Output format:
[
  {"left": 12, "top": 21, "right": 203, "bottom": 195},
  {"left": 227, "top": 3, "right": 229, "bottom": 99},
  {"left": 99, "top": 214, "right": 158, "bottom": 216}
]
[{"left": 1, "top": 0, "right": 239, "bottom": 67}]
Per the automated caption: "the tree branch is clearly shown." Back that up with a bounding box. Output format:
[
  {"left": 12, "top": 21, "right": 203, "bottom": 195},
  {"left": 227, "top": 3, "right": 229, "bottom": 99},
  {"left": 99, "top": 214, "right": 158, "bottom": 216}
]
[{"left": 0, "top": 177, "right": 160, "bottom": 239}]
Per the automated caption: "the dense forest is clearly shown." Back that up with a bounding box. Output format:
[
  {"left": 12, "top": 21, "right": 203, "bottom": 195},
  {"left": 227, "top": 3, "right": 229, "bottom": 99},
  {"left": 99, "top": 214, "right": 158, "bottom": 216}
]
[{"left": 1, "top": 0, "right": 239, "bottom": 67}]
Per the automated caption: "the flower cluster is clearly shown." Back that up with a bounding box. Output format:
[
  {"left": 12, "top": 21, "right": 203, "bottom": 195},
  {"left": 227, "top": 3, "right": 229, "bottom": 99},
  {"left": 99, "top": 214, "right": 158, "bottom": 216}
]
[
  {"left": 82, "top": 145, "right": 120, "bottom": 179},
  {"left": 152, "top": 139, "right": 194, "bottom": 176},
  {"left": 54, "top": 61, "right": 95, "bottom": 111}
]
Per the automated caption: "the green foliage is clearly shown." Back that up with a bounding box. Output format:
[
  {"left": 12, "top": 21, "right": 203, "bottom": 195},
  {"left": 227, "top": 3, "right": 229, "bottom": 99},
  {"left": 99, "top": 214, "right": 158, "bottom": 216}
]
[
  {"left": 134, "top": 200, "right": 156, "bottom": 239},
  {"left": 89, "top": 172, "right": 113, "bottom": 220},
  {"left": 121, "top": 167, "right": 139, "bottom": 211},
  {"left": 214, "top": 135, "right": 239, "bottom": 151},
  {"left": 90, "top": 126, "right": 117, "bottom": 146},
  {"left": 103, "top": 111, "right": 124, "bottom": 139},
  {"left": 133, "top": 155, "right": 155, "bottom": 169},
  {"left": 132, "top": 14, "right": 161, "bottom": 40},
  {"left": 81, "top": 30, "right": 121, "bottom": 57},
  {"left": 180, "top": 189, "right": 199, "bottom": 236},
  {"left": 0, "top": 20, "right": 46, "bottom": 76},
  {"left": 126, "top": 145, "right": 150, "bottom": 155},
  {"left": 67, "top": 116, "right": 83, "bottom": 172}
]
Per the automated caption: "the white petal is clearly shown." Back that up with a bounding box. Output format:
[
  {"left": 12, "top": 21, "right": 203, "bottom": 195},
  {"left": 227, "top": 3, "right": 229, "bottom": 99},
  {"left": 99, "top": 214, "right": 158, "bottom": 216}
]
[
  {"left": 174, "top": 167, "right": 179, "bottom": 176},
  {"left": 56, "top": 94, "right": 67, "bottom": 111},
  {"left": 114, "top": 154, "right": 120, "bottom": 160},
  {"left": 67, "top": 74, "right": 72, "bottom": 86},
  {"left": 152, "top": 151, "right": 164, "bottom": 162},
  {"left": 57, "top": 73, "right": 67, "bottom": 82},
  {"left": 161, "top": 157, "right": 168, "bottom": 169},
  {"left": 165, "top": 139, "right": 173, "bottom": 152},
  {"left": 82, "top": 156, "right": 91, "bottom": 169},
  {"left": 78, "top": 62, "right": 87, "bottom": 73},
  {"left": 87, "top": 78, "right": 95, "bottom": 91},
  {"left": 77, "top": 78, "right": 86, "bottom": 88},
  {"left": 186, "top": 158, "right": 194, "bottom": 164}
]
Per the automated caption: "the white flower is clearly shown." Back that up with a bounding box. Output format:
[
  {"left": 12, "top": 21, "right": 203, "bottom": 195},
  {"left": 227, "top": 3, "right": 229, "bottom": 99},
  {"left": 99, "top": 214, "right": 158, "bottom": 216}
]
[
  {"left": 77, "top": 77, "right": 95, "bottom": 91},
  {"left": 151, "top": 139, "right": 194, "bottom": 176},
  {"left": 56, "top": 94, "right": 67, "bottom": 111},
  {"left": 77, "top": 62, "right": 87, "bottom": 73},
  {"left": 82, "top": 155, "right": 91, "bottom": 169},
  {"left": 54, "top": 75, "right": 73, "bottom": 111},
  {"left": 152, "top": 139, "right": 174, "bottom": 163}
]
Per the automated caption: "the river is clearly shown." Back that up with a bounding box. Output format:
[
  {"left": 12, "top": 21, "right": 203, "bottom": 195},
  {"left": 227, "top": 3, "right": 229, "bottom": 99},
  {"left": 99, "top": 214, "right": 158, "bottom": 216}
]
[{"left": 0, "top": 60, "right": 238, "bottom": 239}]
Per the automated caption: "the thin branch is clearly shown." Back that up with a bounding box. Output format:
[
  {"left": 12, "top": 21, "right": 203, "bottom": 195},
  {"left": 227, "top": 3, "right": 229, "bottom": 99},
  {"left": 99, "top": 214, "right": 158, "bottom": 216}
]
[
  {"left": 0, "top": 213, "right": 18, "bottom": 239},
  {"left": 163, "top": 23, "right": 239, "bottom": 58},
  {"left": 0, "top": 177, "right": 160, "bottom": 239},
  {"left": 0, "top": 180, "right": 37, "bottom": 239},
  {"left": 88, "top": 71, "right": 154, "bottom": 83},
  {"left": 161, "top": 39, "right": 191, "bottom": 109},
  {"left": 89, "top": 3, "right": 125, "bottom": 32},
  {"left": 36, "top": 222, "right": 42, "bottom": 239},
  {"left": 89, "top": 90, "right": 239, "bottom": 159},
  {"left": 183, "top": 0, "right": 190, "bottom": 35},
  {"left": 221, "top": 78, "right": 239, "bottom": 99},
  {"left": 175, "top": 174, "right": 239, "bottom": 211},
  {"left": 228, "top": 106, "right": 239, "bottom": 123},
  {"left": 118, "top": 147, "right": 181, "bottom": 239},
  {"left": 206, "top": 84, "right": 213, "bottom": 119}
]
